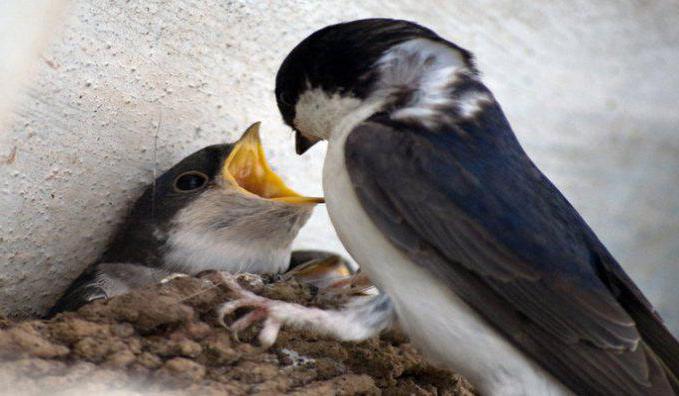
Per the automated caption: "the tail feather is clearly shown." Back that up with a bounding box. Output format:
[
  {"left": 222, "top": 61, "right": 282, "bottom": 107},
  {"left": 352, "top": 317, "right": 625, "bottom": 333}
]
[
  {"left": 45, "top": 268, "right": 106, "bottom": 318},
  {"left": 635, "top": 308, "right": 679, "bottom": 394}
]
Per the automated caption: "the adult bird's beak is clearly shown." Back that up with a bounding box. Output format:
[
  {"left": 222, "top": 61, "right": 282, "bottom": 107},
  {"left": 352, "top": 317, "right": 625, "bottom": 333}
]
[
  {"left": 222, "top": 122, "right": 324, "bottom": 205},
  {"left": 295, "top": 130, "right": 320, "bottom": 155}
]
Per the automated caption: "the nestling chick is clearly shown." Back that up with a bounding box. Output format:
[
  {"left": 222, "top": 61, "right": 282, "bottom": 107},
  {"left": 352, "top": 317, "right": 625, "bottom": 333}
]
[{"left": 48, "top": 122, "right": 324, "bottom": 316}]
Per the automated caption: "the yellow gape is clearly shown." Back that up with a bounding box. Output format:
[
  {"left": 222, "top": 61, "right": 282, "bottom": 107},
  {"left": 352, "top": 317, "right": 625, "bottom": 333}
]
[{"left": 223, "top": 122, "right": 324, "bottom": 204}]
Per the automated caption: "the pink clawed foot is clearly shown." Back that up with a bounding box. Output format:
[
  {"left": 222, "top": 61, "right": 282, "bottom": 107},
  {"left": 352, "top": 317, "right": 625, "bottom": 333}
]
[
  {"left": 213, "top": 271, "right": 394, "bottom": 349},
  {"left": 216, "top": 273, "right": 284, "bottom": 349}
]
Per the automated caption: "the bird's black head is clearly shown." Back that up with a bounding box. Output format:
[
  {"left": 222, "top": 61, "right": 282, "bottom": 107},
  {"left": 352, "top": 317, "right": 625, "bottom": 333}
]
[
  {"left": 275, "top": 18, "right": 475, "bottom": 153},
  {"left": 101, "top": 123, "right": 322, "bottom": 267}
]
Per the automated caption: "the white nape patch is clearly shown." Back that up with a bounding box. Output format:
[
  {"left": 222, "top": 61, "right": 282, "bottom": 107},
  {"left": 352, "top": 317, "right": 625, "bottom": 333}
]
[
  {"left": 293, "top": 38, "right": 486, "bottom": 140},
  {"left": 376, "top": 38, "right": 470, "bottom": 126},
  {"left": 458, "top": 90, "right": 493, "bottom": 119}
]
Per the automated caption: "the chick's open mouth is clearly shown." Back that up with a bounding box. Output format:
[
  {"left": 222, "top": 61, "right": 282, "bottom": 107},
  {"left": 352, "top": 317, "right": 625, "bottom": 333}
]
[{"left": 222, "top": 122, "right": 324, "bottom": 205}]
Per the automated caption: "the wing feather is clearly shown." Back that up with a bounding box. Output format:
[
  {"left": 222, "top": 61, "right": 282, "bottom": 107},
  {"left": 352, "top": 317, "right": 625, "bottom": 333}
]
[{"left": 344, "top": 109, "right": 678, "bottom": 394}]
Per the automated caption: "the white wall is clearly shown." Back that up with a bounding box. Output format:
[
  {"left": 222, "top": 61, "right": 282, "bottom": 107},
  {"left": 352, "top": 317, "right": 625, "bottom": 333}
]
[{"left": 1, "top": 1, "right": 677, "bottom": 333}]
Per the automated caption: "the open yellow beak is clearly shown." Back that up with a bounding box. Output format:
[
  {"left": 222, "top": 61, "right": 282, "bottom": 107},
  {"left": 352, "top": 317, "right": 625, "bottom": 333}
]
[{"left": 222, "top": 122, "right": 324, "bottom": 205}]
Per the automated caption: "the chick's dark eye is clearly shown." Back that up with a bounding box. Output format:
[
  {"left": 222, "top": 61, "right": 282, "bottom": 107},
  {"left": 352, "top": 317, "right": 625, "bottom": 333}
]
[{"left": 174, "top": 171, "right": 208, "bottom": 192}]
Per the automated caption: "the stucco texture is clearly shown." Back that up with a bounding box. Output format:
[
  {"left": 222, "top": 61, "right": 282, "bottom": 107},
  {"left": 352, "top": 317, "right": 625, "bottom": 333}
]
[{"left": 1, "top": 1, "right": 678, "bottom": 333}]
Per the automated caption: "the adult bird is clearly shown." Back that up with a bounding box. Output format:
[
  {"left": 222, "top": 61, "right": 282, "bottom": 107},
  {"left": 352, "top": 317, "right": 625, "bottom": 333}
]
[
  {"left": 270, "top": 18, "right": 679, "bottom": 395},
  {"left": 48, "top": 123, "right": 328, "bottom": 316}
]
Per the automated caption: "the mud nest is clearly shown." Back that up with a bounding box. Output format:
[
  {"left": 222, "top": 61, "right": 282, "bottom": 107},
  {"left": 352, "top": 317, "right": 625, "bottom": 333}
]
[{"left": 0, "top": 274, "right": 474, "bottom": 395}]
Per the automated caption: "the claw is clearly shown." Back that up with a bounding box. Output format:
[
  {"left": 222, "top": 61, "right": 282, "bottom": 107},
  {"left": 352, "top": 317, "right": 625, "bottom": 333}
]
[
  {"left": 231, "top": 308, "right": 268, "bottom": 333},
  {"left": 215, "top": 272, "right": 281, "bottom": 347},
  {"left": 218, "top": 298, "right": 256, "bottom": 317},
  {"left": 213, "top": 271, "right": 388, "bottom": 349},
  {"left": 216, "top": 296, "right": 265, "bottom": 329}
]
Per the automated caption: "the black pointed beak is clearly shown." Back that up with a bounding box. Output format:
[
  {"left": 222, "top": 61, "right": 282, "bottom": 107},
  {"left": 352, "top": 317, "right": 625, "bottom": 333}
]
[{"left": 295, "top": 130, "right": 319, "bottom": 155}]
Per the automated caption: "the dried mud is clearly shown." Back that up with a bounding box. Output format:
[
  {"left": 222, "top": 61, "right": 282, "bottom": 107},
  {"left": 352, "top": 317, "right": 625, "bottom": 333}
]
[{"left": 0, "top": 274, "right": 474, "bottom": 395}]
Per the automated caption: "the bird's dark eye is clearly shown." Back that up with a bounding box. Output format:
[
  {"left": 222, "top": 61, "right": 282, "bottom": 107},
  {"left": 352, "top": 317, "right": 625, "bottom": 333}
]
[
  {"left": 278, "top": 92, "right": 293, "bottom": 106},
  {"left": 174, "top": 171, "right": 208, "bottom": 192}
]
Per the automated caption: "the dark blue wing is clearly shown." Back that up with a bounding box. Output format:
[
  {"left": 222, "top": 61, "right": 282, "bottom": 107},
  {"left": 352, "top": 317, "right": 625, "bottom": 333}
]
[{"left": 344, "top": 97, "right": 679, "bottom": 395}]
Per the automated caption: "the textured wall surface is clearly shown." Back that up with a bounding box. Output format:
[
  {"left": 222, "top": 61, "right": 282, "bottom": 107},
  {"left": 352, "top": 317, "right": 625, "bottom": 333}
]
[{"left": 1, "top": 1, "right": 677, "bottom": 333}]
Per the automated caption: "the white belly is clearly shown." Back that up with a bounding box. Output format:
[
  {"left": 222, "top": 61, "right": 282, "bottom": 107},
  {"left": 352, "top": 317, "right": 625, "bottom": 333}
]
[{"left": 322, "top": 136, "right": 570, "bottom": 396}]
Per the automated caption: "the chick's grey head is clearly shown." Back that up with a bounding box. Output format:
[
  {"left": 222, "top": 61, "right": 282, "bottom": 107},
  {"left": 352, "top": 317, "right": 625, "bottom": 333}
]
[
  {"left": 275, "top": 18, "right": 478, "bottom": 153},
  {"left": 102, "top": 123, "right": 322, "bottom": 274}
]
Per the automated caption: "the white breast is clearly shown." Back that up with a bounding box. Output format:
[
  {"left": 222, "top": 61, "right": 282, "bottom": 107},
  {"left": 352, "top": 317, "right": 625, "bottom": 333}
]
[{"left": 322, "top": 129, "right": 570, "bottom": 396}]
